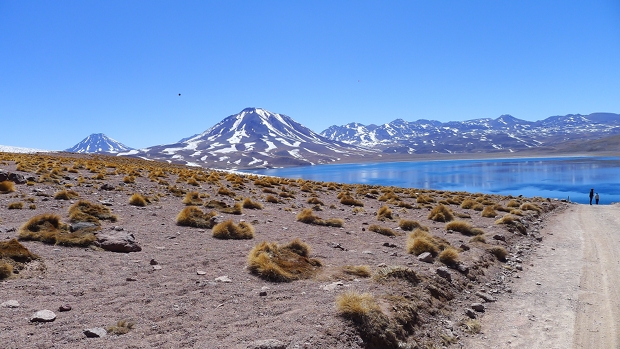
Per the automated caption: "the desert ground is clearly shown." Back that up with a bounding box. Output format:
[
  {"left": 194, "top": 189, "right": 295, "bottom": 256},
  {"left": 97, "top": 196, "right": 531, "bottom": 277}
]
[{"left": 1, "top": 152, "right": 611, "bottom": 349}]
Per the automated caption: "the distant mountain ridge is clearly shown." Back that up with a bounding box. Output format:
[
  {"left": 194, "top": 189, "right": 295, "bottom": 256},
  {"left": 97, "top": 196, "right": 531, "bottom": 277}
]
[
  {"left": 320, "top": 112, "right": 620, "bottom": 154},
  {"left": 119, "top": 107, "right": 376, "bottom": 169},
  {"left": 65, "top": 133, "right": 133, "bottom": 154}
]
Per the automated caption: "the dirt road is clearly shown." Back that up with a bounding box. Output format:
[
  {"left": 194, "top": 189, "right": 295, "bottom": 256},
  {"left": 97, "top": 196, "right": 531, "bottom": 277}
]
[{"left": 463, "top": 204, "right": 620, "bottom": 349}]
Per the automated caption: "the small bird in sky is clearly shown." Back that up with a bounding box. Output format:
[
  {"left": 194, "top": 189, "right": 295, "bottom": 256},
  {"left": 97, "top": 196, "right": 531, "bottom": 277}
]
[{"left": 178, "top": 93, "right": 181, "bottom": 96}]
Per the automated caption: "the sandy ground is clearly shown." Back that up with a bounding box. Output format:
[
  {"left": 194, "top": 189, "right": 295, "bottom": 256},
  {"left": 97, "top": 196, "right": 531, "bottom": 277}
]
[{"left": 464, "top": 204, "right": 620, "bottom": 349}]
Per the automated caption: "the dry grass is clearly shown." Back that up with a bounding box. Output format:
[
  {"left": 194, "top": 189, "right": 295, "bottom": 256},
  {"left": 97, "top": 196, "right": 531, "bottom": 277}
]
[
  {"left": 296, "top": 208, "right": 344, "bottom": 227},
  {"left": 488, "top": 246, "right": 508, "bottom": 261},
  {"left": 0, "top": 181, "right": 16, "bottom": 194},
  {"left": 507, "top": 199, "right": 521, "bottom": 208},
  {"left": 53, "top": 189, "right": 79, "bottom": 200},
  {"left": 428, "top": 204, "right": 454, "bottom": 222},
  {"left": 68, "top": 200, "right": 117, "bottom": 223},
  {"left": 8, "top": 202, "right": 23, "bottom": 209},
  {"left": 340, "top": 196, "right": 364, "bottom": 207},
  {"left": 376, "top": 205, "right": 393, "bottom": 221},
  {"left": 242, "top": 197, "right": 263, "bottom": 210},
  {"left": 463, "top": 319, "right": 481, "bottom": 334},
  {"left": 0, "top": 262, "right": 12, "bottom": 279},
  {"left": 218, "top": 186, "right": 236, "bottom": 197},
  {"left": 469, "top": 235, "right": 486, "bottom": 243},
  {"left": 407, "top": 231, "right": 439, "bottom": 256},
  {"left": 495, "top": 214, "right": 517, "bottom": 225},
  {"left": 176, "top": 206, "right": 217, "bottom": 229},
  {"left": 265, "top": 194, "right": 281, "bottom": 203},
  {"left": 182, "top": 192, "right": 203, "bottom": 205},
  {"left": 398, "top": 219, "right": 423, "bottom": 231},
  {"left": 460, "top": 199, "right": 476, "bottom": 209},
  {"left": 306, "top": 197, "right": 324, "bottom": 205},
  {"left": 106, "top": 320, "right": 135, "bottom": 335},
  {"left": 342, "top": 265, "right": 371, "bottom": 278},
  {"left": 336, "top": 291, "right": 380, "bottom": 318},
  {"left": 18, "top": 214, "right": 96, "bottom": 247},
  {"left": 129, "top": 193, "right": 148, "bottom": 206},
  {"left": 220, "top": 202, "right": 243, "bottom": 215},
  {"left": 368, "top": 224, "right": 398, "bottom": 237},
  {"left": 520, "top": 202, "right": 542, "bottom": 212},
  {"left": 247, "top": 239, "right": 322, "bottom": 282},
  {"left": 438, "top": 247, "right": 459, "bottom": 265},
  {"left": 481, "top": 205, "right": 497, "bottom": 218},
  {"left": 212, "top": 220, "right": 254, "bottom": 239},
  {"left": 416, "top": 194, "right": 435, "bottom": 204},
  {"left": 0, "top": 238, "right": 40, "bottom": 263},
  {"left": 445, "top": 220, "right": 484, "bottom": 236}
]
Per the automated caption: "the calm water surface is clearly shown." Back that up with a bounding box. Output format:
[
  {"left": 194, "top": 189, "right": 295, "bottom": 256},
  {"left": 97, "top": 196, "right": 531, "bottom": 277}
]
[{"left": 244, "top": 157, "right": 620, "bottom": 205}]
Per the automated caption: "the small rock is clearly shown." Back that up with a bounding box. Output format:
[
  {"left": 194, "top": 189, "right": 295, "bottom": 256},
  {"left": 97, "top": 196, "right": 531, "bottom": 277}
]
[
  {"left": 69, "top": 222, "right": 99, "bottom": 232},
  {"left": 383, "top": 242, "right": 397, "bottom": 248},
  {"left": 417, "top": 252, "right": 434, "bottom": 263},
  {"left": 1, "top": 300, "right": 19, "bottom": 308},
  {"left": 377, "top": 263, "right": 387, "bottom": 268},
  {"left": 436, "top": 267, "right": 452, "bottom": 282},
  {"left": 535, "top": 236, "right": 543, "bottom": 242},
  {"left": 196, "top": 270, "right": 207, "bottom": 275},
  {"left": 150, "top": 259, "right": 158, "bottom": 265},
  {"left": 153, "top": 265, "right": 162, "bottom": 271},
  {"left": 259, "top": 291, "right": 268, "bottom": 297},
  {"left": 362, "top": 250, "right": 373, "bottom": 255},
  {"left": 493, "top": 234, "right": 506, "bottom": 241},
  {"left": 516, "top": 265, "right": 523, "bottom": 271},
  {"left": 96, "top": 230, "right": 141, "bottom": 253},
  {"left": 83, "top": 327, "right": 107, "bottom": 338},
  {"left": 100, "top": 183, "right": 115, "bottom": 191},
  {"left": 471, "top": 303, "right": 485, "bottom": 312},
  {"left": 456, "top": 263, "right": 470, "bottom": 274},
  {"left": 126, "top": 277, "right": 137, "bottom": 281},
  {"left": 248, "top": 339, "right": 287, "bottom": 349},
  {"left": 215, "top": 276, "right": 232, "bottom": 283},
  {"left": 322, "top": 281, "right": 344, "bottom": 291},
  {"left": 58, "top": 304, "right": 72, "bottom": 312},
  {"left": 464, "top": 308, "right": 477, "bottom": 319},
  {"left": 114, "top": 226, "right": 124, "bottom": 231},
  {"left": 459, "top": 244, "right": 470, "bottom": 251},
  {"left": 30, "top": 310, "right": 56, "bottom": 322},
  {"left": 475, "top": 291, "right": 497, "bottom": 302}
]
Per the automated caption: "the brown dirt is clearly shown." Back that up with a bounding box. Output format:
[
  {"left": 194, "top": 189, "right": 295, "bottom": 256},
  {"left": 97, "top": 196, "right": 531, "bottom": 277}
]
[
  {"left": 463, "top": 204, "right": 620, "bottom": 349},
  {"left": 0, "top": 153, "right": 566, "bottom": 348}
]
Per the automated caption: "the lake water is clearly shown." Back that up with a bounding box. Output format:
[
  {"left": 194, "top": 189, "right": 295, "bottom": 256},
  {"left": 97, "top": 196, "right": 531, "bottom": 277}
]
[{"left": 244, "top": 156, "right": 620, "bottom": 205}]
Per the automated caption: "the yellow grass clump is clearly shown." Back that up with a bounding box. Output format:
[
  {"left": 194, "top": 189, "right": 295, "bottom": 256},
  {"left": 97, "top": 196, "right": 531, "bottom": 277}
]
[
  {"left": 296, "top": 208, "right": 344, "bottom": 227},
  {"left": 368, "top": 224, "right": 398, "bottom": 237},
  {"left": 242, "top": 197, "right": 263, "bottom": 210},
  {"left": 340, "top": 195, "right": 364, "bottom": 207},
  {"left": 212, "top": 220, "right": 255, "bottom": 240},
  {"left": 495, "top": 213, "right": 517, "bottom": 225},
  {"left": 0, "top": 238, "right": 40, "bottom": 263},
  {"left": 445, "top": 220, "right": 484, "bottom": 236},
  {"left": 376, "top": 205, "right": 393, "bottom": 221},
  {"left": 106, "top": 320, "right": 135, "bottom": 335},
  {"left": 182, "top": 192, "right": 203, "bottom": 206},
  {"left": 306, "top": 197, "right": 324, "bottom": 205},
  {"left": 68, "top": 200, "right": 117, "bottom": 224},
  {"left": 438, "top": 247, "right": 459, "bottom": 265},
  {"left": 247, "top": 239, "right": 322, "bottom": 282},
  {"left": 176, "top": 206, "right": 217, "bottom": 229},
  {"left": 53, "top": 189, "right": 79, "bottom": 200},
  {"left": 0, "top": 181, "right": 16, "bottom": 194},
  {"left": 428, "top": 204, "right": 454, "bottom": 222},
  {"left": 481, "top": 205, "right": 497, "bottom": 218},
  {"left": 18, "top": 214, "right": 96, "bottom": 247},
  {"left": 0, "top": 262, "right": 12, "bottom": 279},
  {"left": 488, "top": 246, "right": 508, "bottom": 261},
  {"left": 8, "top": 202, "right": 24, "bottom": 209},
  {"left": 398, "top": 219, "right": 423, "bottom": 231},
  {"left": 129, "top": 193, "right": 148, "bottom": 206},
  {"left": 342, "top": 265, "right": 371, "bottom": 278},
  {"left": 520, "top": 202, "right": 542, "bottom": 212}
]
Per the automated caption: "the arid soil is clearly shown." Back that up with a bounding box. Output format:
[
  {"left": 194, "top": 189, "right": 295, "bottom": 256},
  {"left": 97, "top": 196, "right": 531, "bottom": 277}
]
[
  {"left": 463, "top": 203, "right": 620, "bottom": 349},
  {"left": 0, "top": 153, "right": 567, "bottom": 349}
]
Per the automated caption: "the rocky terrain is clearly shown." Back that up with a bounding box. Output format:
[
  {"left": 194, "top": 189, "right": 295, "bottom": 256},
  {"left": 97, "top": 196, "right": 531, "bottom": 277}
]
[{"left": 0, "top": 152, "right": 566, "bottom": 348}]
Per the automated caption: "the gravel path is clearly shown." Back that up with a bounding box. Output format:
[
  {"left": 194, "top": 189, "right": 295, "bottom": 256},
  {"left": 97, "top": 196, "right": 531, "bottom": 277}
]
[{"left": 464, "top": 204, "right": 620, "bottom": 349}]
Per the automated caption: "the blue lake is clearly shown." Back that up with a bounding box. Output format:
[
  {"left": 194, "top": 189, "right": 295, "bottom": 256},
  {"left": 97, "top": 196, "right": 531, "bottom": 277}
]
[{"left": 244, "top": 156, "right": 620, "bottom": 205}]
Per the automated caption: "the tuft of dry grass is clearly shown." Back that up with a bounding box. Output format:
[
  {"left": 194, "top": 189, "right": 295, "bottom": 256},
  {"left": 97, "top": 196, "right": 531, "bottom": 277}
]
[
  {"left": 0, "top": 262, "right": 12, "bottom": 279},
  {"left": 53, "top": 189, "right": 79, "bottom": 200},
  {"left": 416, "top": 194, "right": 435, "bottom": 204},
  {"left": 306, "top": 197, "right": 324, "bottom": 205},
  {"left": 445, "top": 220, "right": 484, "bottom": 236},
  {"left": 336, "top": 291, "right": 380, "bottom": 318},
  {"left": 265, "top": 194, "right": 281, "bottom": 203},
  {"left": 481, "top": 205, "right": 497, "bottom": 218},
  {"left": 8, "top": 202, "right": 24, "bottom": 209},
  {"left": 106, "top": 320, "right": 135, "bottom": 335},
  {"left": 376, "top": 205, "right": 393, "bottom": 221},
  {"left": 460, "top": 198, "right": 476, "bottom": 209},
  {"left": 220, "top": 202, "right": 243, "bottom": 215},
  {"left": 438, "top": 247, "right": 459, "bottom": 265},
  {"left": 212, "top": 220, "right": 254, "bottom": 239},
  {"left": 342, "top": 265, "right": 371, "bottom": 278},
  {"left": 218, "top": 186, "right": 236, "bottom": 197},
  {"left": 488, "top": 246, "right": 508, "bottom": 261},
  {"left": 18, "top": 214, "right": 96, "bottom": 247},
  {"left": 407, "top": 231, "right": 439, "bottom": 256},
  {"left": 242, "top": 197, "right": 263, "bottom": 210},
  {"left": 340, "top": 196, "right": 364, "bottom": 207},
  {"left": 176, "top": 206, "right": 217, "bottom": 229},
  {"left": 182, "top": 192, "right": 203, "bottom": 206},
  {"left": 247, "top": 239, "right": 322, "bottom": 282},
  {"left": 463, "top": 319, "right": 482, "bottom": 334},
  {"left": 0, "top": 238, "right": 40, "bottom": 263},
  {"left": 0, "top": 181, "right": 16, "bottom": 194},
  {"left": 68, "top": 200, "right": 117, "bottom": 224},
  {"left": 507, "top": 199, "right": 521, "bottom": 208},
  {"left": 398, "top": 219, "right": 423, "bottom": 231},
  {"left": 495, "top": 214, "right": 517, "bottom": 225},
  {"left": 296, "top": 208, "right": 344, "bottom": 227},
  {"left": 520, "top": 202, "right": 542, "bottom": 212},
  {"left": 428, "top": 204, "right": 454, "bottom": 222},
  {"left": 368, "top": 224, "right": 398, "bottom": 237},
  {"left": 469, "top": 235, "right": 486, "bottom": 243},
  {"left": 129, "top": 193, "right": 148, "bottom": 206}
]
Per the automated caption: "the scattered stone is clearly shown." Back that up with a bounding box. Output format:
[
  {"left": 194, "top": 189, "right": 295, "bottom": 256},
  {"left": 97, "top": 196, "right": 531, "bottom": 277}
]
[
  {"left": 362, "top": 250, "right": 373, "bottom": 255},
  {"left": 377, "top": 263, "right": 387, "bottom": 268},
  {"left": 464, "top": 308, "right": 477, "bottom": 319},
  {"left": 153, "top": 265, "right": 162, "bottom": 271},
  {"left": 150, "top": 259, "right": 158, "bottom": 265},
  {"left": 436, "top": 267, "right": 452, "bottom": 282},
  {"left": 493, "top": 234, "right": 506, "bottom": 241},
  {"left": 471, "top": 303, "right": 485, "bottom": 312},
  {"left": 96, "top": 231, "right": 141, "bottom": 253},
  {"left": 456, "top": 263, "right": 470, "bottom": 274},
  {"left": 417, "top": 252, "right": 434, "bottom": 263},
  {"left": 259, "top": 291, "right": 268, "bottom": 297},
  {"left": 58, "top": 304, "right": 72, "bottom": 312},
  {"left": 83, "top": 327, "right": 107, "bottom": 338},
  {"left": 215, "top": 276, "right": 232, "bottom": 283},
  {"left": 459, "top": 244, "right": 470, "bottom": 251},
  {"left": 1, "top": 300, "right": 19, "bottom": 308},
  {"left": 383, "top": 242, "right": 397, "bottom": 248},
  {"left": 322, "top": 281, "right": 344, "bottom": 291},
  {"left": 196, "top": 270, "right": 207, "bottom": 275},
  {"left": 100, "top": 183, "right": 115, "bottom": 191},
  {"left": 248, "top": 339, "right": 287, "bottom": 349},
  {"left": 8, "top": 172, "right": 26, "bottom": 184},
  {"left": 126, "top": 277, "right": 137, "bottom": 281},
  {"left": 475, "top": 291, "right": 497, "bottom": 302},
  {"left": 98, "top": 200, "right": 113, "bottom": 206},
  {"left": 330, "top": 242, "right": 347, "bottom": 251},
  {"left": 516, "top": 265, "right": 523, "bottom": 271},
  {"left": 69, "top": 222, "right": 99, "bottom": 232},
  {"left": 535, "top": 236, "right": 543, "bottom": 242},
  {"left": 30, "top": 310, "right": 56, "bottom": 322}
]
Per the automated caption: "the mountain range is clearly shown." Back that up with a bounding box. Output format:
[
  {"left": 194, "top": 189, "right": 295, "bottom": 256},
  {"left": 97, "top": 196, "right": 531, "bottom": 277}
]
[{"left": 58, "top": 108, "right": 620, "bottom": 170}]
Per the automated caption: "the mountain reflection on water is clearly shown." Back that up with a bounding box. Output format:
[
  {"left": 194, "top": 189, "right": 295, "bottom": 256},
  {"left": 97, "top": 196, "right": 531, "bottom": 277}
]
[{"left": 245, "top": 157, "right": 620, "bottom": 205}]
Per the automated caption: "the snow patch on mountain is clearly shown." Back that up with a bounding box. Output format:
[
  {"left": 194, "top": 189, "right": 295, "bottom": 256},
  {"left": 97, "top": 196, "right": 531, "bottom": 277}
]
[{"left": 66, "top": 133, "right": 133, "bottom": 154}]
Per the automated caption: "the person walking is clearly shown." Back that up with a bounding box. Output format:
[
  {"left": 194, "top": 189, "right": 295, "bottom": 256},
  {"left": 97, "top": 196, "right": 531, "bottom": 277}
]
[
  {"left": 595, "top": 193, "right": 600, "bottom": 205},
  {"left": 589, "top": 189, "right": 594, "bottom": 205}
]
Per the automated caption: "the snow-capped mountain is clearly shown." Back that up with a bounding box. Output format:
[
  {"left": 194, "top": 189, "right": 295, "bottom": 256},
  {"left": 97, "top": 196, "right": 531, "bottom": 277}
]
[
  {"left": 321, "top": 113, "right": 620, "bottom": 154},
  {"left": 0, "top": 145, "right": 50, "bottom": 153},
  {"left": 120, "top": 108, "right": 376, "bottom": 169},
  {"left": 65, "top": 133, "right": 133, "bottom": 154}
]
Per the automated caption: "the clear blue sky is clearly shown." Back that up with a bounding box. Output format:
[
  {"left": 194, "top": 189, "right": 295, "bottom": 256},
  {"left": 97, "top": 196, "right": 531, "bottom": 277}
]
[{"left": 1, "top": 1, "right": 619, "bottom": 150}]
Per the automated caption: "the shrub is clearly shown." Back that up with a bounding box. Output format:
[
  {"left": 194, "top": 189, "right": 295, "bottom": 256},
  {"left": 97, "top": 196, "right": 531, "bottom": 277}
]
[
  {"left": 398, "top": 219, "right": 423, "bottom": 231},
  {"left": 428, "top": 204, "right": 454, "bottom": 222},
  {"left": 374, "top": 265, "right": 420, "bottom": 284},
  {"left": 342, "top": 265, "right": 371, "bottom": 278},
  {"left": 220, "top": 202, "right": 243, "bottom": 215},
  {"left": 8, "top": 202, "right": 23, "bottom": 209},
  {"left": 129, "top": 193, "right": 148, "bottom": 206},
  {"left": 68, "top": 200, "right": 117, "bottom": 223},
  {"left": 336, "top": 291, "right": 380, "bottom": 318},
  {"left": 481, "top": 206, "right": 497, "bottom": 218},
  {"left": 0, "top": 181, "right": 16, "bottom": 193},
  {"left": 416, "top": 194, "right": 435, "bottom": 204},
  {"left": 265, "top": 194, "right": 280, "bottom": 203},
  {"left": 488, "top": 246, "right": 508, "bottom": 261},
  {"left": 242, "top": 198, "right": 263, "bottom": 210},
  {"left": 340, "top": 196, "right": 364, "bottom": 207},
  {"left": 212, "top": 220, "right": 254, "bottom": 239},
  {"left": 368, "top": 224, "right": 397, "bottom": 237},
  {"left": 176, "top": 206, "right": 217, "bottom": 229},
  {"left": 507, "top": 199, "right": 521, "bottom": 208},
  {"left": 247, "top": 239, "right": 322, "bottom": 282},
  {"left": 470, "top": 235, "right": 486, "bottom": 243},
  {"left": 0, "top": 238, "right": 39, "bottom": 263},
  {"left": 217, "top": 186, "right": 236, "bottom": 197},
  {"left": 53, "top": 190, "right": 79, "bottom": 200},
  {"left": 445, "top": 220, "right": 484, "bottom": 236},
  {"left": 296, "top": 208, "right": 344, "bottom": 227},
  {"left": 107, "top": 320, "right": 134, "bottom": 335},
  {"left": 463, "top": 319, "right": 482, "bottom": 334},
  {"left": 376, "top": 205, "right": 393, "bottom": 221},
  {"left": 520, "top": 202, "right": 542, "bottom": 212},
  {"left": 438, "top": 247, "right": 459, "bottom": 265},
  {"left": 182, "top": 192, "right": 203, "bottom": 205},
  {"left": 306, "top": 197, "right": 324, "bottom": 205},
  {"left": 123, "top": 175, "right": 135, "bottom": 184},
  {"left": 406, "top": 229, "right": 439, "bottom": 256},
  {"left": 495, "top": 214, "right": 517, "bottom": 225},
  {"left": 510, "top": 209, "right": 524, "bottom": 216},
  {"left": 472, "top": 203, "right": 484, "bottom": 211},
  {"left": 0, "top": 262, "right": 12, "bottom": 279},
  {"left": 18, "top": 214, "right": 96, "bottom": 247}
]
